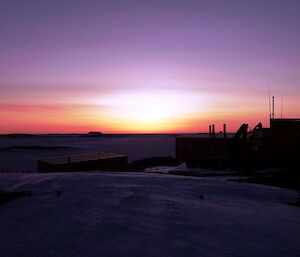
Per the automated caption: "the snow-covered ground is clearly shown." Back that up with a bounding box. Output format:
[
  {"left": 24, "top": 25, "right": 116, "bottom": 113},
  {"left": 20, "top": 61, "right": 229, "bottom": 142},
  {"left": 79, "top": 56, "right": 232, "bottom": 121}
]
[
  {"left": 0, "top": 135, "right": 175, "bottom": 171},
  {"left": 1, "top": 172, "right": 299, "bottom": 257},
  {"left": 145, "top": 162, "right": 232, "bottom": 175}
]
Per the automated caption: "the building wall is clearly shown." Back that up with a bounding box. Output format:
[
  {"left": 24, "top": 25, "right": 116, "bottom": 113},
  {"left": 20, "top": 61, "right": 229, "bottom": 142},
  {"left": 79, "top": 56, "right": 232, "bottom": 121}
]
[
  {"left": 176, "top": 137, "right": 231, "bottom": 163},
  {"left": 270, "top": 119, "right": 300, "bottom": 162},
  {"left": 38, "top": 156, "right": 128, "bottom": 172}
]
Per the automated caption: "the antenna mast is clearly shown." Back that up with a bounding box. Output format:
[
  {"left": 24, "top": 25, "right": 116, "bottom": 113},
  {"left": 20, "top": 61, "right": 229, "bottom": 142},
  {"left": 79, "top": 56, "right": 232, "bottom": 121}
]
[{"left": 272, "top": 96, "right": 275, "bottom": 119}]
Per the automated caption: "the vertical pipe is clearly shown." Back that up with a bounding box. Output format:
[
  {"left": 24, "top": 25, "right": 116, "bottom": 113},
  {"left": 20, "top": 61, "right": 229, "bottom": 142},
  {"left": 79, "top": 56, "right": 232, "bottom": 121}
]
[
  {"left": 223, "top": 124, "right": 227, "bottom": 138},
  {"left": 272, "top": 96, "right": 275, "bottom": 119},
  {"left": 209, "top": 125, "right": 212, "bottom": 138},
  {"left": 212, "top": 124, "right": 215, "bottom": 138}
]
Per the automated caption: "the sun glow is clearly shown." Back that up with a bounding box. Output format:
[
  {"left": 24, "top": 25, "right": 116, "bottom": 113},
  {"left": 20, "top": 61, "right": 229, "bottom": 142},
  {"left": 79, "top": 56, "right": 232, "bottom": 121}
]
[{"left": 96, "top": 90, "right": 206, "bottom": 131}]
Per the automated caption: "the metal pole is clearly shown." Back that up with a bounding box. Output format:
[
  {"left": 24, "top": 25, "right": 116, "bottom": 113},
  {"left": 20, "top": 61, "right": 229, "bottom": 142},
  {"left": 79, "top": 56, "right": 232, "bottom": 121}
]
[
  {"left": 212, "top": 125, "right": 216, "bottom": 138},
  {"left": 223, "top": 124, "right": 227, "bottom": 138},
  {"left": 272, "top": 96, "right": 275, "bottom": 119}
]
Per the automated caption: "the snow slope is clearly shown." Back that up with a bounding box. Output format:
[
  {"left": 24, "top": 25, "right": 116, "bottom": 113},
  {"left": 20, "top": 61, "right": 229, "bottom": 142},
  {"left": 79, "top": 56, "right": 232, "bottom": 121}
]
[{"left": 0, "top": 172, "right": 299, "bottom": 257}]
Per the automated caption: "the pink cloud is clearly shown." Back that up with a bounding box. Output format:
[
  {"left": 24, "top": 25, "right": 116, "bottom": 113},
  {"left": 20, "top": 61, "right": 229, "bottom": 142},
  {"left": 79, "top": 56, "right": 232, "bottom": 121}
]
[{"left": 0, "top": 104, "right": 67, "bottom": 112}]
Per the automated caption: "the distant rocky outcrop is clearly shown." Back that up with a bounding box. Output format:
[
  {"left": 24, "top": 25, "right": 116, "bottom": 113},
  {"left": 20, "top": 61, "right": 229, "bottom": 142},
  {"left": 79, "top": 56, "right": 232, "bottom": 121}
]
[{"left": 81, "top": 131, "right": 103, "bottom": 137}]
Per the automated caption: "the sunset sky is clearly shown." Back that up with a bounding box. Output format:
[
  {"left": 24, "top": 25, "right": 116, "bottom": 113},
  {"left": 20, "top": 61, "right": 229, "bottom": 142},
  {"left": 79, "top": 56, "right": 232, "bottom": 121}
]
[{"left": 1, "top": 0, "right": 300, "bottom": 133}]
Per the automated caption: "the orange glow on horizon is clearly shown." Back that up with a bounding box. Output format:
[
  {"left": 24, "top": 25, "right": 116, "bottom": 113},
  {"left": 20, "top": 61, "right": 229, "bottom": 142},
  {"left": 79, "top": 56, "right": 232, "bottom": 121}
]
[
  {"left": 0, "top": 105, "right": 271, "bottom": 134},
  {"left": 1, "top": 89, "right": 299, "bottom": 134}
]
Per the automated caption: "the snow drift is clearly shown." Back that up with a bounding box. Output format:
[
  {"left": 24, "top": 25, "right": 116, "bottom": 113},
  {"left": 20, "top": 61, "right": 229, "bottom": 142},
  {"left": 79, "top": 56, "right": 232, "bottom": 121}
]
[{"left": 0, "top": 172, "right": 299, "bottom": 257}]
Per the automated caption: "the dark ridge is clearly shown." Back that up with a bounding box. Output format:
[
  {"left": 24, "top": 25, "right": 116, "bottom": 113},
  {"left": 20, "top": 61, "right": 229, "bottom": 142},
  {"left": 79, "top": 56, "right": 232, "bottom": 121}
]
[
  {"left": 228, "top": 170, "right": 300, "bottom": 191},
  {"left": 127, "top": 157, "right": 177, "bottom": 171},
  {"left": 0, "top": 191, "right": 27, "bottom": 206},
  {"left": 0, "top": 133, "right": 38, "bottom": 138},
  {"left": 0, "top": 146, "right": 74, "bottom": 151}
]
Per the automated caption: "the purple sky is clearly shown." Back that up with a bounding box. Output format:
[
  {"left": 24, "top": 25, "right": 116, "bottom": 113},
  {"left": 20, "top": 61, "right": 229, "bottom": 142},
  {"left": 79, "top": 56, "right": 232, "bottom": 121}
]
[{"left": 1, "top": 0, "right": 300, "bottom": 133}]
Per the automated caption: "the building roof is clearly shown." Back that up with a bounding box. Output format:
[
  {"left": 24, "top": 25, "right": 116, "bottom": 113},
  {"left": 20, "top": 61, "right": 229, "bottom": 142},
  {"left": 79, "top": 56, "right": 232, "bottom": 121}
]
[{"left": 39, "top": 152, "right": 127, "bottom": 165}]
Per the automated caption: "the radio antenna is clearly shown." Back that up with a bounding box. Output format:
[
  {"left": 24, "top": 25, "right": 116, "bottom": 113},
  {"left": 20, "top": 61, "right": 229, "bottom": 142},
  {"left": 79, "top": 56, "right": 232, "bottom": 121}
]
[{"left": 272, "top": 96, "right": 275, "bottom": 119}]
